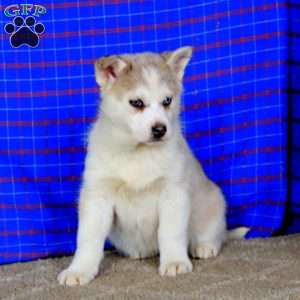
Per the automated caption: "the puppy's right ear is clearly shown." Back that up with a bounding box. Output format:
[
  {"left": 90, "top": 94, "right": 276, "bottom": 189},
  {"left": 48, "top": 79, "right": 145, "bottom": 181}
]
[
  {"left": 94, "top": 55, "right": 128, "bottom": 88},
  {"left": 161, "top": 46, "right": 193, "bottom": 81}
]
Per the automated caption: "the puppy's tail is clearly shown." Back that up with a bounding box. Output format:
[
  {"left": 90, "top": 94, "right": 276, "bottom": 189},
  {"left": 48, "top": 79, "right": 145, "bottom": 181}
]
[{"left": 227, "top": 227, "right": 250, "bottom": 240}]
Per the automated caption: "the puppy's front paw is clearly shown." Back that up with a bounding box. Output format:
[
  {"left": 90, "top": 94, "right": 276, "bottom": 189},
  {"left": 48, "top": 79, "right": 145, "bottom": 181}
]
[
  {"left": 159, "top": 260, "right": 192, "bottom": 277},
  {"left": 190, "top": 243, "right": 219, "bottom": 259},
  {"left": 57, "top": 267, "right": 97, "bottom": 286}
]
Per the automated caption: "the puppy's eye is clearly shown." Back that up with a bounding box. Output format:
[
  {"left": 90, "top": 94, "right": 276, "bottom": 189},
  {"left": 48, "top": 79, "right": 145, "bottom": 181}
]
[
  {"left": 129, "top": 99, "right": 145, "bottom": 109},
  {"left": 162, "top": 97, "right": 172, "bottom": 107}
]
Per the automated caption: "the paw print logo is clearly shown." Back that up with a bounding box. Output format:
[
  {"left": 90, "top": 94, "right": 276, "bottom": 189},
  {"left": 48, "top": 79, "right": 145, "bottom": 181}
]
[{"left": 4, "top": 16, "right": 45, "bottom": 48}]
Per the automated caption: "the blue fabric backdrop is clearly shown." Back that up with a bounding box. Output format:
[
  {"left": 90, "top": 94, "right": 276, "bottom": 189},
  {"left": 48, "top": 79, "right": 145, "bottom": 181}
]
[
  {"left": 0, "top": 0, "right": 297, "bottom": 264},
  {"left": 285, "top": 2, "right": 300, "bottom": 234}
]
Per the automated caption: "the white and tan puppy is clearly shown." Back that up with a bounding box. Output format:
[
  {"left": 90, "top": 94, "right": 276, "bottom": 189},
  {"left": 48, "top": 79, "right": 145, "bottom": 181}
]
[{"left": 58, "top": 47, "right": 245, "bottom": 286}]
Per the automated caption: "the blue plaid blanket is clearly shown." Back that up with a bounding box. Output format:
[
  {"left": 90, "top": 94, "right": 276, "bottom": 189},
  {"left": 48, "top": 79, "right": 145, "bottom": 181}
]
[
  {"left": 0, "top": 0, "right": 298, "bottom": 264},
  {"left": 285, "top": 2, "right": 300, "bottom": 234}
]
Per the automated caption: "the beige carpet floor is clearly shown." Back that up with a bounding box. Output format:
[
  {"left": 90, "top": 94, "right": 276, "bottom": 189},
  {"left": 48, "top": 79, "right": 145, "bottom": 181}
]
[{"left": 1, "top": 234, "right": 300, "bottom": 300}]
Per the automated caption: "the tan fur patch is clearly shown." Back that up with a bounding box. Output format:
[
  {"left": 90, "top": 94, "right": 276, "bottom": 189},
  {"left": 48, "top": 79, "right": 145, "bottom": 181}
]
[{"left": 103, "top": 53, "right": 181, "bottom": 100}]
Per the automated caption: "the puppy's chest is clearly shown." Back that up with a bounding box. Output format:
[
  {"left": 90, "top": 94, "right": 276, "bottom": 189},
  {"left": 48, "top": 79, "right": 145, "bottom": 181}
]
[
  {"left": 105, "top": 171, "right": 162, "bottom": 231},
  {"left": 109, "top": 185, "right": 160, "bottom": 257},
  {"left": 113, "top": 190, "right": 159, "bottom": 226},
  {"left": 107, "top": 151, "right": 167, "bottom": 190}
]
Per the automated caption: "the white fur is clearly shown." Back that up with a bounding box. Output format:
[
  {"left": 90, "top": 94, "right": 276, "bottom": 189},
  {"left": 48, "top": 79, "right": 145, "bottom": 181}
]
[{"left": 58, "top": 47, "right": 230, "bottom": 286}]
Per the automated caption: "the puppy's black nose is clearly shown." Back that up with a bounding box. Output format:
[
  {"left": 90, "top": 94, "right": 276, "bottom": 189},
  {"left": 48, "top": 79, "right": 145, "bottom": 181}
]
[{"left": 152, "top": 123, "right": 167, "bottom": 139}]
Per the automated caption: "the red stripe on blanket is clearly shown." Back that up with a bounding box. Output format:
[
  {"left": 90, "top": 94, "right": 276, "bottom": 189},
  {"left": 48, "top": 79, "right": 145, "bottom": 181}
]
[
  {"left": 228, "top": 199, "right": 286, "bottom": 213},
  {"left": 195, "top": 32, "right": 284, "bottom": 51},
  {"left": 186, "top": 117, "right": 283, "bottom": 139},
  {"left": 248, "top": 226, "right": 274, "bottom": 234},
  {"left": 0, "top": 147, "right": 86, "bottom": 155},
  {"left": 0, "top": 87, "right": 97, "bottom": 98},
  {"left": 185, "top": 60, "right": 282, "bottom": 82},
  {"left": 201, "top": 146, "right": 284, "bottom": 165},
  {"left": 0, "top": 117, "right": 95, "bottom": 127},
  {"left": 0, "top": 251, "right": 74, "bottom": 258},
  {"left": 0, "top": 176, "right": 81, "bottom": 183},
  {"left": 0, "top": 203, "right": 76, "bottom": 209},
  {"left": 183, "top": 88, "right": 282, "bottom": 111},
  {"left": 219, "top": 174, "right": 281, "bottom": 185},
  {"left": 0, "top": 58, "right": 95, "bottom": 69},
  {"left": 0, "top": 228, "right": 77, "bottom": 237}
]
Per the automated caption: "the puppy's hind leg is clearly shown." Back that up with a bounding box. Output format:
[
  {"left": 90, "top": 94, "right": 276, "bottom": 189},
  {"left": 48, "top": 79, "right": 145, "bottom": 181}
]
[
  {"left": 189, "top": 186, "right": 227, "bottom": 260},
  {"left": 189, "top": 218, "right": 226, "bottom": 259}
]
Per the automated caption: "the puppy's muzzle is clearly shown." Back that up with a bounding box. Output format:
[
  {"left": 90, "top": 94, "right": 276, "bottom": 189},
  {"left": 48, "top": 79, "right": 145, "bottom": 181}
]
[{"left": 151, "top": 123, "right": 167, "bottom": 140}]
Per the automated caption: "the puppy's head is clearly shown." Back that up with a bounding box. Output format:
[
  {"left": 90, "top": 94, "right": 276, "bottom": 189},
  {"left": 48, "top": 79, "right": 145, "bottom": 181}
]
[{"left": 95, "top": 46, "right": 192, "bottom": 145}]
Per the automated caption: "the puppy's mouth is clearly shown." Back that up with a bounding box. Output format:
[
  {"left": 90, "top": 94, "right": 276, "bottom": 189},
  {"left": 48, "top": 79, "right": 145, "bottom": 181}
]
[
  {"left": 137, "top": 138, "right": 166, "bottom": 148},
  {"left": 149, "top": 139, "right": 165, "bottom": 144}
]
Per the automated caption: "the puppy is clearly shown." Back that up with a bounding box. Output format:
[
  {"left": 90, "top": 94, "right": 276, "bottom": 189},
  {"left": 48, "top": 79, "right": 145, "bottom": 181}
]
[{"left": 58, "top": 47, "right": 246, "bottom": 286}]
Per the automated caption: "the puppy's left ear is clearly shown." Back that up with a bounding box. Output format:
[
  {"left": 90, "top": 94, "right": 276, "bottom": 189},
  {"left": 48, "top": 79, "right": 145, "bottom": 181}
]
[
  {"left": 94, "top": 55, "right": 129, "bottom": 88},
  {"left": 161, "top": 46, "right": 193, "bottom": 80}
]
